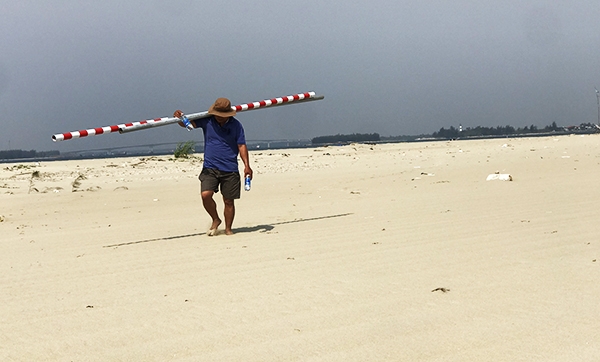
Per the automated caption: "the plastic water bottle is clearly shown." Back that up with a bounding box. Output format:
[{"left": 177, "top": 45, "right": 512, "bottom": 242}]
[
  {"left": 180, "top": 115, "right": 194, "bottom": 131},
  {"left": 244, "top": 176, "right": 251, "bottom": 191}
]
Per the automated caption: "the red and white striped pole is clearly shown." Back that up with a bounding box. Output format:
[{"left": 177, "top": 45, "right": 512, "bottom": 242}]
[{"left": 51, "top": 91, "right": 323, "bottom": 142}]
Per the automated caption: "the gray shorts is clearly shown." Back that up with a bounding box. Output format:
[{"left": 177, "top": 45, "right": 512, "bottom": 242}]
[{"left": 199, "top": 168, "right": 241, "bottom": 200}]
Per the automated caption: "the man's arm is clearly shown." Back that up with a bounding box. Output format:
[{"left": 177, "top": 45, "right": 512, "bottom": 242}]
[{"left": 238, "top": 144, "right": 253, "bottom": 179}]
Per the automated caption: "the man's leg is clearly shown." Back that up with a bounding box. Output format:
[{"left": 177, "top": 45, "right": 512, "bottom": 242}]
[
  {"left": 223, "top": 197, "right": 235, "bottom": 235},
  {"left": 201, "top": 190, "right": 221, "bottom": 235}
]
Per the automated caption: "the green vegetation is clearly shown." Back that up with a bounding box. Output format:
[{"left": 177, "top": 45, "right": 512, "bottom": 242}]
[
  {"left": 432, "top": 122, "right": 563, "bottom": 139},
  {"left": 312, "top": 133, "right": 380, "bottom": 145},
  {"left": 173, "top": 141, "right": 196, "bottom": 158},
  {"left": 382, "top": 122, "right": 597, "bottom": 141}
]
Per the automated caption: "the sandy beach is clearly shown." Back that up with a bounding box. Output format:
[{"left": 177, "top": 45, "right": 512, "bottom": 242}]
[{"left": 1, "top": 135, "right": 599, "bottom": 361}]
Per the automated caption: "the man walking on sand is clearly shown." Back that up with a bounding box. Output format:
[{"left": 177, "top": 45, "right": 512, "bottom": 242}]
[{"left": 174, "top": 98, "right": 253, "bottom": 236}]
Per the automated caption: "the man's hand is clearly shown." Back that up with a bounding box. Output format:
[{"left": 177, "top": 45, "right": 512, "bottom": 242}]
[
  {"left": 244, "top": 166, "right": 253, "bottom": 180},
  {"left": 173, "top": 110, "right": 187, "bottom": 127}
]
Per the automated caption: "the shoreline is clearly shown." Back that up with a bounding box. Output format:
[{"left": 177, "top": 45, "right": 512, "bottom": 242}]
[{"left": 2, "top": 130, "right": 597, "bottom": 165}]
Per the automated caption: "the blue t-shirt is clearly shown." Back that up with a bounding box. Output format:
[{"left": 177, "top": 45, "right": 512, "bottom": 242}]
[{"left": 197, "top": 116, "right": 246, "bottom": 172}]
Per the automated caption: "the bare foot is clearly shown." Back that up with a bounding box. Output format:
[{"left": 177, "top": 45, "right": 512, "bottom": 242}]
[
  {"left": 207, "top": 219, "right": 221, "bottom": 236},
  {"left": 225, "top": 229, "right": 234, "bottom": 235}
]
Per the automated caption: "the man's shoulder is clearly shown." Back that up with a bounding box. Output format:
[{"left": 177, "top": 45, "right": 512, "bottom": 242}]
[
  {"left": 229, "top": 117, "right": 244, "bottom": 129},
  {"left": 196, "top": 116, "right": 213, "bottom": 127}
]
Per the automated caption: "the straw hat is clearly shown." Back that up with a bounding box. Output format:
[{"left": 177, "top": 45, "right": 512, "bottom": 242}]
[{"left": 208, "top": 98, "right": 236, "bottom": 117}]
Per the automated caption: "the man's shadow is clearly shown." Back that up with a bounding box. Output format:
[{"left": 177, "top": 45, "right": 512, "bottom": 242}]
[
  {"left": 232, "top": 224, "right": 275, "bottom": 234},
  {"left": 103, "top": 213, "right": 352, "bottom": 248}
]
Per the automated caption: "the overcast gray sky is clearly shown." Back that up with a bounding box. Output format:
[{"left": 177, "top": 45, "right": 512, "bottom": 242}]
[{"left": 1, "top": 1, "right": 600, "bottom": 152}]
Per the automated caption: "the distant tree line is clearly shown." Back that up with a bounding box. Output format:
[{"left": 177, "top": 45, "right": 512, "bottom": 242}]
[
  {"left": 312, "top": 133, "right": 380, "bottom": 144},
  {"left": 0, "top": 149, "right": 60, "bottom": 160},
  {"left": 432, "top": 122, "right": 563, "bottom": 139}
]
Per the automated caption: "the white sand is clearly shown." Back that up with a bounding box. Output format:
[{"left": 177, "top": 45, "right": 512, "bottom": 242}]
[{"left": 1, "top": 135, "right": 599, "bottom": 361}]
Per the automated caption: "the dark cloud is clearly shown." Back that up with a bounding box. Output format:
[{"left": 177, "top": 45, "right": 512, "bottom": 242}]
[
  {"left": 524, "top": 6, "right": 563, "bottom": 48},
  {"left": 1, "top": 1, "right": 599, "bottom": 152},
  {"left": 0, "top": 64, "right": 9, "bottom": 99}
]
